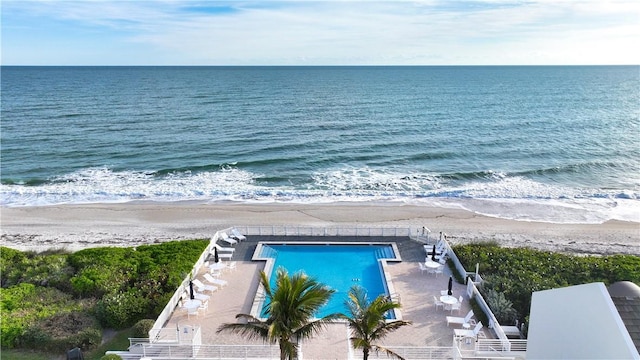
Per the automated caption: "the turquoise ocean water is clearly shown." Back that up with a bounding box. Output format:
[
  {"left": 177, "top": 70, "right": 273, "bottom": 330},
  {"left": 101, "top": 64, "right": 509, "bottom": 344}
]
[{"left": 1, "top": 66, "right": 638, "bottom": 224}]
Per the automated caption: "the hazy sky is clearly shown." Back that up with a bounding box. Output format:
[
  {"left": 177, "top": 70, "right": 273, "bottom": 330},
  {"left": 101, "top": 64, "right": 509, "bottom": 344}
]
[{"left": 2, "top": 0, "right": 638, "bottom": 65}]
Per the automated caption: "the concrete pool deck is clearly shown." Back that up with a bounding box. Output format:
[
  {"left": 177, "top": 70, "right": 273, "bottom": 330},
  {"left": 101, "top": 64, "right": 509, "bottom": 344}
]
[{"left": 162, "top": 236, "right": 487, "bottom": 358}]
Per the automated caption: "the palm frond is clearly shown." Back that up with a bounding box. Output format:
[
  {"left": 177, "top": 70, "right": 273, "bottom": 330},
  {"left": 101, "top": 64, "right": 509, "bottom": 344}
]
[{"left": 371, "top": 344, "right": 406, "bottom": 360}]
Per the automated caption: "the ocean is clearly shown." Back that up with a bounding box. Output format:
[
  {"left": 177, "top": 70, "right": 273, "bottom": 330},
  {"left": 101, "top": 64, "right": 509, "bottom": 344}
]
[{"left": 1, "top": 66, "right": 638, "bottom": 224}]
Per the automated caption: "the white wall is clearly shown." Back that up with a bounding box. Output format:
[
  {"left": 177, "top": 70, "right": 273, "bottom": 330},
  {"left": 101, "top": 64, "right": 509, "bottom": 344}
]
[{"left": 527, "top": 282, "right": 639, "bottom": 359}]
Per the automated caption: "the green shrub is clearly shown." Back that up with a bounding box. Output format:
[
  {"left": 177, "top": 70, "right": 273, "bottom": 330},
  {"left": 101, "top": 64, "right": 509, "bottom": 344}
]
[
  {"left": 1, "top": 240, "right": 209, "bottom": 351},
  {"left": 453, "top": 241, "right": 640, "bottom": 323},
  {"left": 483, "top": 289, "right": 517, "bottom": 325},
  {"left": 132, "top": 319, "right": 156, "bottom": 338},
  {"left": 100, "top": 355, "right": 123, "bottom": 360},
  {"left": 95, "top": 289, "right": 149, "bottom": 329},
  {"left": 19, "top": 312, "right": 101, "bottom": 353}
]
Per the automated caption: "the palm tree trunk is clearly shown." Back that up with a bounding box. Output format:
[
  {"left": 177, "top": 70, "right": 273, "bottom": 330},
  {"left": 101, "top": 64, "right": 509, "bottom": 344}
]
[{"left": 363, "top": 348, "right": 369, "bottom": 360}]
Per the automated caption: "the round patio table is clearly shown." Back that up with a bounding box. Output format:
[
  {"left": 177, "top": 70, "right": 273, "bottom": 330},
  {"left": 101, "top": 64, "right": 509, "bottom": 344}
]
[
  {"left": 183, "top": 299, "right": 202, "bottom": 311},
  {"left": 209, "top": 262, "right": 226, "bottom": 271},
  {"left": 440, "top": 295, "right": 458, "bottom": 305},
  {"left": 425, "top": 260, "right": 441, "bottom": 268}
]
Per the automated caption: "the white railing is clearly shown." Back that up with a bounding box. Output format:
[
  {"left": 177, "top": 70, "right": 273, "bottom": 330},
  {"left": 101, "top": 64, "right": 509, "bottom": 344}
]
[
  {"left": 149, "top": 240, "right": 213, "bottom": 342},
  {"left": 133, "top": 343, "right": 279, "bottom": 359},
  {"left": 365, "top": 346, "right": 453, "bottom": 360},
  {"left": 476, "top": 339, "right": 527, "bottom": 353},
  {"left": 233, "top": 225, "right": 413, "bottom": 238}
]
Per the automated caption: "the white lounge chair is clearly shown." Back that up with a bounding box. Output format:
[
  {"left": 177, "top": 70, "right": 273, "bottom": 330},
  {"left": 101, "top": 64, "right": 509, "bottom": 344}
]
[
  {"left": 213, "top": 251, "right": 233, "bottom": 260},
  {"left": 214, "top": 243, "right": 235, "bottom": 253},
  {"left": 454, "top": 322, "right": 483, "bottom": 340},
  {"left": 203, "top": 273, "right": 228, "bottom": 288},
  {"left": 192, "top": 279, "right": 217, "bottom": 294},
  {"left": 218, "top": 232, "right": 237, "bottom": 245},
  {"left": 424, "top": 242, "right": 445, "bottom": 256},
  {"left": 447, "top": 310, "right": 474, "bottom": 327},
  {"left": 230, "top": 228, "right": 246, "bottom": 241}
]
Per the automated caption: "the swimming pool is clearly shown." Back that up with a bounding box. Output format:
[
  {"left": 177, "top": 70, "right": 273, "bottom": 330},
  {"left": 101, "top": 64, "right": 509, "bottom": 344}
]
[{"left": 251, "top": 242, "right": 401, "bottom": 319}]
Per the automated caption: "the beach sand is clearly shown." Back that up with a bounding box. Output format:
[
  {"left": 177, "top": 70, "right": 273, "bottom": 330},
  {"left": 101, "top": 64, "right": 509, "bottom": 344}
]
[{"left": 1, "top": 202, "right": 638, "bottom": 255}]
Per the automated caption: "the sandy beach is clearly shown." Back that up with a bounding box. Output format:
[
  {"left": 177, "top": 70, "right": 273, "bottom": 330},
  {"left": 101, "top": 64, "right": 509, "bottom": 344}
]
[{"left": 1, "top": 202, "right": 638, "bottom": 255}]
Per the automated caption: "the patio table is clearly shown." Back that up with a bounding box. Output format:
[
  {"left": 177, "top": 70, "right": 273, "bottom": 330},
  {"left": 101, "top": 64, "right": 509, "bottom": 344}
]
[
  {"left": 440, "top": 295, "right": 458, "bottom": 305},
  {"left": 425, "top": 260, "right": 441, "bottom": 268},
  {"left": 183, "top": 299, "right": 202, "bottom": 311}
]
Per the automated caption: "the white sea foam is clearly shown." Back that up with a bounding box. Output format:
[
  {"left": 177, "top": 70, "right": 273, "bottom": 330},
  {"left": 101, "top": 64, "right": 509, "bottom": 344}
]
[{"left": 1, "top": 166, "right": 638, "bottom": 224}]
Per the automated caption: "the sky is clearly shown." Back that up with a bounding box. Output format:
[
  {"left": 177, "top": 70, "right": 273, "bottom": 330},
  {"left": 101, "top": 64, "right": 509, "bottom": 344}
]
[{"left": 1, "top": 0, "right": 638, "bottom": 66}]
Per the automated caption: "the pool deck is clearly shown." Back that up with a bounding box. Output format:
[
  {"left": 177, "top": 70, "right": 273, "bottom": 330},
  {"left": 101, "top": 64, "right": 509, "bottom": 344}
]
[{"left": 163, "top": 236, "right": 487, "bottom": 358}]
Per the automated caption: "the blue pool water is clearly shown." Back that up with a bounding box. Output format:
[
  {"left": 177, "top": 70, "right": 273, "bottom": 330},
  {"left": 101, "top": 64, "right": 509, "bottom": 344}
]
[{"left": 260, "top": 244, "right": 395, "bottom": 318}]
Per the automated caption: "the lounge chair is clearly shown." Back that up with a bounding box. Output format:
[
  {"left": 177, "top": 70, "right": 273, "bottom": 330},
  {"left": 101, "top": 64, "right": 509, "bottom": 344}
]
[
  {"left": 213, "top": 251, "right": 233, "bottom": 260},
  {"left": 218, "top": 232, "right": 237, "bottom": 245},
  {"left": 230, "top": 228, "right": 246, "bottom": 241},
  {"left": 214, "top": 243, "right": 235, "bottom": 253},
  {"left": 192, "top": 279, "right": 217, "bottom": 294},
  {"left": 203, "top": 273, "right": 228, "bottom": 288},
  {"left": 424, "top": 242, "right": 445, "bottom": 256},
  {"left": 447, "top": 310, "right": 475, "bottom": 327},
  {"left": 454, "top": 322, "right": 483, "bottom": 340}
]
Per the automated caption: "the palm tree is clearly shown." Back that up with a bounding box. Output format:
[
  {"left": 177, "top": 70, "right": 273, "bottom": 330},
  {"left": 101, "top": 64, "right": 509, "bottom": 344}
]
[
  {"left": 340, "top": 285, "right": 412, "bottom": 360},
  {"left": 217, "top": 267, "right": 339, "bottom": 360}
]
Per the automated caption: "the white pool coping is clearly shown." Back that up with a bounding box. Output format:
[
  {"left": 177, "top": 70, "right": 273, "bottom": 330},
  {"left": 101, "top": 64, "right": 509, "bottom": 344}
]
[{"left": 249, "top": 241, "right": 403, "bottom": 321}]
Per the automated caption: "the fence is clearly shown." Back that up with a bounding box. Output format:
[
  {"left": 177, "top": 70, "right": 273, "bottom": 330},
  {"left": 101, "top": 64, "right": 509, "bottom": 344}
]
[
  {"left": 130, "top": 343, "right": 280, "bottom": 359},
  {"left": 233, "top": 225, "right": 414, "bottom": 237},
  {"left": 365, "top": 346, "right": 453, "bottom": 360},
  {"left": 149, "top": 239, "right": 215, "bottom": 342}
]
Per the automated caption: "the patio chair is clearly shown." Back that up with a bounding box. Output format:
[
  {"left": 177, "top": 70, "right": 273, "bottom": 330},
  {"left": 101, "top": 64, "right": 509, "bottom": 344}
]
[
  {"left": 204, "top": 273, "right": 228, "bottom": 288},
  {"left": 192, "top": 279, "right": 217, "bottom": 294},
  {"left": 198, "top": 299, "right": 209, "bottom": 312},
  {"left": 230, "top": 228, "right": 246, "bottom": 241},
  {"left": 434, "top": 265, "right": 444, "bottom": 277},
  {"left": 447, "top": 310, "right": 474, "bottom": 327},
  {"left": 418, "top": 262, "right": 428, "bottom": 274},
  {"left": 227, "top": 261, "right": 237, "bottom": 272},
  {"left": 218, "top": 232, "right": 237, "bottom": 245},
  {"left": 187, "top": 306, "right": 199, "bottom": 318},
  {"left": 433, "top": 295, "right": 444, "bottom": 311},
  {"left": 448, "top": 296, "right": 463, "bottom": 314}
]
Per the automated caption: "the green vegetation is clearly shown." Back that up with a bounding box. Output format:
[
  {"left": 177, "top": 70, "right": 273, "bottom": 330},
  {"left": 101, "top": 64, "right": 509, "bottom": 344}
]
[
  {"left": 0, "top": 240, "right": 208, "bottom": 356},
  {"left": 340, "top": 285, "right": 412, "bottom": 360},
  {"left": 453, "top": 242, "right": 640, "bottom": 325},
  {"left": 217, "top": 267, "right": 339, "bottom": 360}
]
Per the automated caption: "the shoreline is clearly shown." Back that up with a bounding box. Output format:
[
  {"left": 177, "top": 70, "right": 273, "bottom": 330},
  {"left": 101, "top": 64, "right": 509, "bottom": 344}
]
[{"left": 1, "top": 202, "right": 639, "bottom": 255}]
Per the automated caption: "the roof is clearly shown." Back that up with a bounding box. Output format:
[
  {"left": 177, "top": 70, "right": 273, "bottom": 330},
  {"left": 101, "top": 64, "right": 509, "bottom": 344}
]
[{"left": 609, "top": 281, "right": 640, "bottom": 354}]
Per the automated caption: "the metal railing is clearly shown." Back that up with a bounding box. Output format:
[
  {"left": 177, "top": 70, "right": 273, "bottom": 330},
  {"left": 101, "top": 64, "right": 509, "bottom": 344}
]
[
  {"left": 233, "top": 225, "right": 413, "bottom": 238},
  {"left": 132, "top": 343, "right": 280, "bottom": 359},
  {"left": 476, "top": 339, "right": 527, "bottom": 353},
  {"left": 149, "top": 239, "right": 214, "bottom": 342},
  {"left": 366, "top": 346, "right": 453, "bottom": 360}
]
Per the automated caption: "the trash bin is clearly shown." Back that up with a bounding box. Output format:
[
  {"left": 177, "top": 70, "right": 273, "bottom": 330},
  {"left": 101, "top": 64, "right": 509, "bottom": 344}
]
[{"left": 66, "top": 347, "right": 84, "bottom": 360}]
